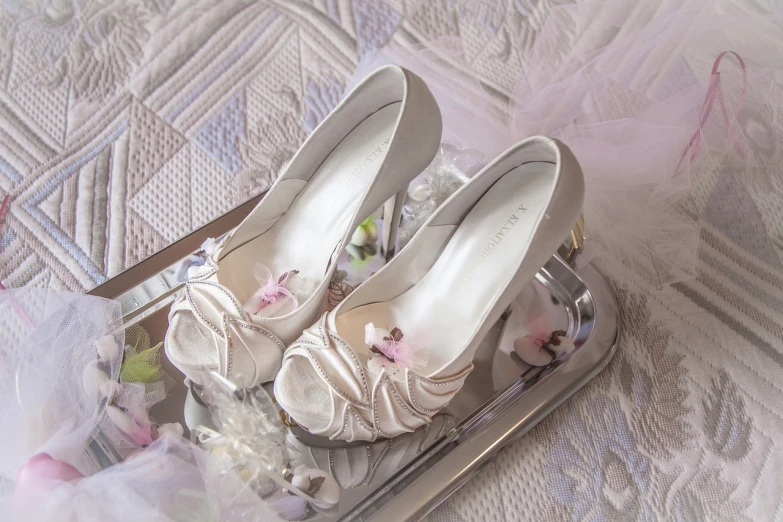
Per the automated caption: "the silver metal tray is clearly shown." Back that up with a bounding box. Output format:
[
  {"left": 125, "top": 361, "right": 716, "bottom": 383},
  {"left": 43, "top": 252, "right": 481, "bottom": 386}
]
[{"left": 89, "top": 195, "right": 619, "bottom": 521}]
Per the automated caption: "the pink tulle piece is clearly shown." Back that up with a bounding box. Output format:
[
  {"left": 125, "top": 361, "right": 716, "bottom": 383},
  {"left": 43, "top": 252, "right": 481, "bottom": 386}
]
[
  {"left": 364, "top": 323, "right": 426, "bottom": 371},
  {"left": 349, "top": 0, "right": 783, "bottom": 287},
  {"left": 244, "top": 264, "right": 299, "bottom": 315}
]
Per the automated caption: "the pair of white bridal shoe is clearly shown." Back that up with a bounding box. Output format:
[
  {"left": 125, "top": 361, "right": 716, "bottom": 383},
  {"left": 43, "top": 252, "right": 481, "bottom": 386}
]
[{"left": 165, "top": 66, "right": 584, "bottom": 442}]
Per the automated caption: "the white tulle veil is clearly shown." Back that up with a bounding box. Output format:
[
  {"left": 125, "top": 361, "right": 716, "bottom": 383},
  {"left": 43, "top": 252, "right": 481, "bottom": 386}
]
[{"left": 350, "top": 0, "right": 783, "bottom": 288}]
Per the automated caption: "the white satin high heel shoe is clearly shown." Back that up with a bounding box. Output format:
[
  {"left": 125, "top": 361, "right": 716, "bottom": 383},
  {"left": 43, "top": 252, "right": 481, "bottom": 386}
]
[
  {"left": 165, "top": 66, "right": 442, "bottom": 390},
  {"left": 275, "top": 136, "right": 584, "bottom": 442}
]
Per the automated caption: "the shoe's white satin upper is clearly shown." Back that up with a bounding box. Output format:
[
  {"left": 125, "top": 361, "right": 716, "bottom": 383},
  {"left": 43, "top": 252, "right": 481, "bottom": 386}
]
[
  {"left": 168, "top": 251, "right": 295, "bottom": 389},
  {"left": 276, "top": 136, "right": 585, "bottom": 441},
  {"left": 283, "top": 314, "right": 471, "bottom": 442},
  {"left": 165, "top": 66, "right": 442, "bottom": 389}
]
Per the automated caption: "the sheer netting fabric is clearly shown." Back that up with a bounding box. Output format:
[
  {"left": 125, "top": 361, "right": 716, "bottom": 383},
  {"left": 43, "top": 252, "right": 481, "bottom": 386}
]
[
  {"left": 0, "top": 288, "right": 280, "bottom": 521},
  {"left": 352, "top": 0, "right": 783, "bottom": 288}
]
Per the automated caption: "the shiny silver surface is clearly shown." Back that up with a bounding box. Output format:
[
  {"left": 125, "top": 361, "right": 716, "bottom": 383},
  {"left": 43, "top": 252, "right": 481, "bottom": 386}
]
[
  {"left": 89, "top": 196, "right": 618, "bottom": 522},
  {"left": 355, "top": 259, "right": 618, "bottom": 522}
]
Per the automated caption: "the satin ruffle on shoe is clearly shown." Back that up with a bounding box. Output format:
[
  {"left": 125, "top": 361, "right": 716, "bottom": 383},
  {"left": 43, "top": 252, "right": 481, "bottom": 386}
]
[
  {"left": 275, "top": 137, "right": 583, "bottom": 442},
  {"left": 276, "top": 315, "right": 471, "bottom": 442},
  {"left": 167, "top": 254, "right": 286, "bottom": 389}
]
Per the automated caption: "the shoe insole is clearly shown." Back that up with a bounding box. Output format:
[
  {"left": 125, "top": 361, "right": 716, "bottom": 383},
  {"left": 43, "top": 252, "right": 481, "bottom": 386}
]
[
  {"left": 219, "top": 103, "right": 401, "bottom": 309},
  {"left": 336, "top": 163, "right": 555, "bottom": 376}
]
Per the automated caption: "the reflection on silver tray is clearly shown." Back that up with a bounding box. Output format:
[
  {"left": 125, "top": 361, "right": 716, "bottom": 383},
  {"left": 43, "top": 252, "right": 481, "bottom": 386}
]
[
  {"left": 88, "top": 196, "right": 618, "bottom": 522},
  {"left": 336, "top": 257, "right": 618, "bottom": 522}
]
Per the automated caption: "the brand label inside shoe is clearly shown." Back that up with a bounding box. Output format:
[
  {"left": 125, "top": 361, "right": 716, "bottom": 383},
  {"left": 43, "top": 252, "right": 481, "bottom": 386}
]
[
  {"left": 462, "top": 203, "right": 528, "bottom": 285},
  {"left": 323, "top": 137, "right": 391, "bottom": 210}
]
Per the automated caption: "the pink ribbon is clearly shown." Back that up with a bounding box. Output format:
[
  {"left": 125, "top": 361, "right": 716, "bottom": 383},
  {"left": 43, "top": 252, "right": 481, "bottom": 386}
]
[
  {"left": 675, "top": 51, "right": 748, "bottom": 174},
  {"left": 0, "top": 194, "right": 35, "bottom": 330},
  {"left": 244, "top": 265, "right": 299, "bottom": 315},
  {"left": 0, "top": 194, "right": 9, "bottom": 225}
]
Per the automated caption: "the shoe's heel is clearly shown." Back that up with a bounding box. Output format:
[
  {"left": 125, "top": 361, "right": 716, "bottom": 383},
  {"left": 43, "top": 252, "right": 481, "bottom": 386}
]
[{"left": 381, "top": 187, "right": 408, "bottom": 262}]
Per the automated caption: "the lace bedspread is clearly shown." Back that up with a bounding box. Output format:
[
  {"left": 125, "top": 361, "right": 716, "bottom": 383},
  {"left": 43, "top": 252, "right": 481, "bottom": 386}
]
[{"left": 0, "top": 1, "right": 781, "bottom": 520}]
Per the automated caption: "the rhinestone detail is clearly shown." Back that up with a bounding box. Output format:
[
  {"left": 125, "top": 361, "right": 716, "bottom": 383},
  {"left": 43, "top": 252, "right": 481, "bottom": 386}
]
[
  {"left": 365, "top": 439, "right": 392, "bottom": 487},
  {"left": 305, "top": 348, "right": 370, "bottom": 409},
  {"left": 385, "top": 375, "right": 428, "bottom": 422},
  {"left": 186, "top": 285, "right": 221, "bottom": 336},
  {"left": 191, "top": 280, "right": 248, "bottom": 320},
  {"left": 222, "top": 315, "right": 285, "bottom": 378}
]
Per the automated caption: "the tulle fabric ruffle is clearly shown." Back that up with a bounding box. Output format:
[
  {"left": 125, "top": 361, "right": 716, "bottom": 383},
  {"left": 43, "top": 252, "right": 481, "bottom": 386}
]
[
  {"left": 0, "top": 288, "right": 123, "bottom": 481},
  {"left": 8, "top": 433, "right": 278, "bottom": 522},
  {"left": 351, "top": 0, "right": 783, "bottom": 287},
  {"left": 0, "top": 288, "right": 281, "bottom": 522}
]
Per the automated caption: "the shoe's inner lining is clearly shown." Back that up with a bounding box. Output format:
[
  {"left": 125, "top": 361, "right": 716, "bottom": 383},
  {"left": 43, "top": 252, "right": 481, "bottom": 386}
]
[
  {"left": 336, "top": 163, "right": 555, "bottom": 376},
  {"left": 219, "top": 103, "right": 401, "bottom": 310}
]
